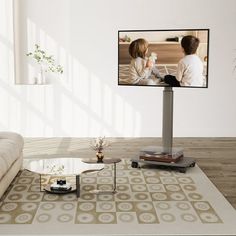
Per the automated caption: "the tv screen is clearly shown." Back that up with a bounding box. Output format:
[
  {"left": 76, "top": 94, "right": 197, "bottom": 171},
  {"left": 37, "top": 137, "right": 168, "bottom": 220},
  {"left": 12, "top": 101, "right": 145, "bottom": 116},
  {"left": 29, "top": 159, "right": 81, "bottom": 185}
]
[{"left": 118, "top": 29, "right": 209, "bottom": 88}]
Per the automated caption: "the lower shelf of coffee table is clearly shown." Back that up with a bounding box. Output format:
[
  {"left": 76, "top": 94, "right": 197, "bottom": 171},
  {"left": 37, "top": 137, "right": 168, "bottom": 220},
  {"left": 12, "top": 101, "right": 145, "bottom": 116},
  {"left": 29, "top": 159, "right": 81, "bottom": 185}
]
[{"left": 44, "top": 184, "right": 76, "bottom": 194}]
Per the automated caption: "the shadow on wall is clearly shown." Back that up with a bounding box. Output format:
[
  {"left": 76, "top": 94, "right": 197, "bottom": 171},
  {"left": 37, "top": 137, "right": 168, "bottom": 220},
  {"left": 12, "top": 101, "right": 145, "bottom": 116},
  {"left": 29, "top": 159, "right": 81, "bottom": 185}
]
[{"left": 0, "top": 0, "right": 144, "bottom": 137}]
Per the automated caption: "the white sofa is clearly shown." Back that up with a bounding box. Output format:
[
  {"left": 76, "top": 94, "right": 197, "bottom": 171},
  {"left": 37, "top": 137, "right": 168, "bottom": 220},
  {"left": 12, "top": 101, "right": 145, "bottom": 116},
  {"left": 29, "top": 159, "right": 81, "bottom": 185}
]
[{"left": 0, "top": 132, "right": 24, "bottom": 199}]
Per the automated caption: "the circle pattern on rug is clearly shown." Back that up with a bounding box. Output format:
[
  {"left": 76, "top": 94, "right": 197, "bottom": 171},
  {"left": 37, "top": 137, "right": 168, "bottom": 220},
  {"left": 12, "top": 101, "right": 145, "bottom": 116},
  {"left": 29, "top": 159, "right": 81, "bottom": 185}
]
[
  {"left": 181, "top": 213, "right": 198, "bottom": 222},
  {"left": 26, "top": 193, "right": 41, "bottom": 201},
  {"left": 57, "top": 214, "right": 73, "bottom": 223},
  {"left": 165, "top": 184, "right": 181, "bottom": 192},
  {"left": 130, "top": 177, "right": 144, "bottom": 184},
  {"left": 98, "top": 184, "right": 113, "bottom": 191},
  {"left": 182, "top": 184, "right": 196, "bottom": 191},
  {"left": 117, "top": 202, "right": 133, "bottom": 211},
  {"left": 188, "top": 192, "right": 203, "bottom": 200},
  {"left": 61, "top": 203, "right": 75, "bottom": 211},
  {"left": 97, "top": 202, "right": 114, "bottom": 211},
  {"left": 148, "top": 184, "right": 165, "bottom": 192},
  {"left": 36, "top": 213, "right": 51, "bottom": 223},
  {"left": 132, "top": 184, "right": 147, "bottom": 192},
  {"left": 136, "top": 202, "right": 153, "bottom": 211},
  {"left": 82, "top": 177, "right": 96, "bottom": 184},
  {"left": 159, "top": 171, "right": 172, "bottom": 176},
  {"left": 21, "top": 203, "right": 38, "bottom": 212},
  {"left": 160, "top": 213, "right": 176, "bottom": 222},
  {"left": 41, "top": 202, "right": 56, "bottom": 211},
  {"left": 146, "top": 177, "right": 160, "bottom": 184},
  {"left": 43, "top": 194, "right": 59, "bottom": 201},
  {"left": 98, "top": 213, "right": 115, "bottom": 223},
  {"left": 79, "top": 202, "right": 95, "bottom": 211},
  {"left": 116, "top": 177, "right": 128, "bottom": 184},
  {"left": 193, "top": 202, "right": 210, "bottom": 211},
  {"left": 129, "top": 171, "right": 141, "bottom": 176},
  {"left": 116, "top": 193, "right": 131, "bottom": 201},
  {"left": 77, "top": 213, "right": 94, "bottom": 223},
  {"left": 1, "top": 203, "right": 18, "bottom": 212},
  {"left": 29, "top": 185, "right": 40, "bottom": 192},
  {"left": 62, "top": 194, "right": 77, "bottom": 201},
  {"left": 170, "top": 192, "right": 186, "bottom": 201},
  {"left": 0, "top": 213, "right": 12, "bottom": 223},
  {"left": 17, "top": 178, "right": 33, "bottom": 184},
  {"left": 134, "top": 193, "right": 150, "bottom": 201},
  {"left": 155, "top": 202, "right": 170, "bottom": 210},
  {"left": 8, "top": 193, "right": 22, "bottom": 201},
  {"left": 15, "top": 213, "right": 33, "bottom": 223},
  {"left": 118, "top": 213, "right": 135, "bottom": 223},
  {"left": 98, "top": 170, "right": 112, "bottom": 177},
  {"left": 152, "top": 193, "right": 167, "bottom": 201},
  {"left": 82, "top": 185, "right": 95, "bottom": 191},
  {"left": 13, "top": 185, "right": 28, "bottom": 192},
  {"left": 199, "top": 212, "right": 220, "bottom": 223},
  {"left": 116, "top": 185, "right": 129, "bottom": 192},
  {"left": 98, "top": 178, "right": 112, "bottom": 184},
  {"left": 177, "top": 177, "right": 193, "bottom": 184},
  {"left": 81, "top": 193, "right": 95, "bottom": 201},
  {"left": 161, "top": 177, "right": 178, "bottom": 184},
  {"left": 139, "top": 213, "right": 156, "bottom": 223},
  {"left": 176, "top": 202, "right": 191, "bottom": 211},
  {"left": 97, "top": 194, "right": 114, "bottom": 201},
  {"left": 143, "top": 170, "right": 156, "bottom": 177}
]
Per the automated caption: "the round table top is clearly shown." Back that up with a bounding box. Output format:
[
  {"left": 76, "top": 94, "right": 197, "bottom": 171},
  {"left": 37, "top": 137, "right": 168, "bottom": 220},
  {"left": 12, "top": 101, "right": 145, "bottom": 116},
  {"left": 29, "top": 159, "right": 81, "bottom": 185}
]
[{"left": 82, "top": 158, "right": 122, "bottom": 164}]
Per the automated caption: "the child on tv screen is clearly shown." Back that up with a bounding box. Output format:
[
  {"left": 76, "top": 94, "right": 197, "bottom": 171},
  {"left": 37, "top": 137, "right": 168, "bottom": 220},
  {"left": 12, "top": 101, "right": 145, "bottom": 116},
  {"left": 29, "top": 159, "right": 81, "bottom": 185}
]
[
  {"left": 164, "top": 35, "right": 204, "bottom": 87},
  {"left": 128, "top": 38, "right": 162, "bottom": 85}
]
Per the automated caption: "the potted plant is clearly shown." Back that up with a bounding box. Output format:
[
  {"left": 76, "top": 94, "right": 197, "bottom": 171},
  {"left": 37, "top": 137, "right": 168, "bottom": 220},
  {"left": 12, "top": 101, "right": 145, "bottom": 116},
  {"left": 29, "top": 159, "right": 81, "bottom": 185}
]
[
  {"left": 26, "top": 44, "right": 63, "bottom": 84},
  {"left": 90, "top": 137, "right": 109, "bottom": 162}
]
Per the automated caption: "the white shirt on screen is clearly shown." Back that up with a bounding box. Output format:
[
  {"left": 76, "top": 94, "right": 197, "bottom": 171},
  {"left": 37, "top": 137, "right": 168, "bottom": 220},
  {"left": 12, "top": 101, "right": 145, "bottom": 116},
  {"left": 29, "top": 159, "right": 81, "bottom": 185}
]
[{"left": 176, "top": 54, "right": 204, "bottom": 87}]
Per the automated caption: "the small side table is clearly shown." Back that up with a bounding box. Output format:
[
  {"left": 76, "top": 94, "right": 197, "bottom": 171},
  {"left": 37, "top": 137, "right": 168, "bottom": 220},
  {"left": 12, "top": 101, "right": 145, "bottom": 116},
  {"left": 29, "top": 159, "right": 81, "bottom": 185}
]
[{"left": 82, "top": 158, "right": 121, "bottom": 193}]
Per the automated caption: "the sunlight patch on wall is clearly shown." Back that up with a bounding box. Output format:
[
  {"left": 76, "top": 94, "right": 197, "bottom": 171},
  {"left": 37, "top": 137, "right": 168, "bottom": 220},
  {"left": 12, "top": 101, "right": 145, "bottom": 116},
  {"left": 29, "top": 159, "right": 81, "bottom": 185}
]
[
  {"left": 10, "top": 1, "right": 143, "bottom": 137},
  {"left": 90, "top": 73, "right": 102, "bottom": 117},
  {"left": 103, "top": 84, "right": 113, "bottom": 126},
  {"left": 61, "top": 93, "right": 73, "bottom": 134},
  {"left": 0, "top": 0, "right": 7, "bottom": 38},
  {"left": 72, "top": 59, "right": 89, "bottom": 106},
  {"left": 27, "top": 18, "right": 36, "bottom": 52},
  {"left": 0, "top": 42, "right": 8, "bottom": 79},
  {"left": 114, "top": 94, "right": 124, "bottom": 134},
  {"left": 0, "top": 85, "right": 9, "bottom": 128}
]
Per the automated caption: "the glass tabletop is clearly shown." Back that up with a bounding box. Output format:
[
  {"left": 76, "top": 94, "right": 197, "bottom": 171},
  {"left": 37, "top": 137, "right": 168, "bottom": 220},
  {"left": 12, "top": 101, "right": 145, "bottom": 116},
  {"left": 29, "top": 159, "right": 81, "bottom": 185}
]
[{"left": 23, "top": 157, "right": 105, "bottom": 175}]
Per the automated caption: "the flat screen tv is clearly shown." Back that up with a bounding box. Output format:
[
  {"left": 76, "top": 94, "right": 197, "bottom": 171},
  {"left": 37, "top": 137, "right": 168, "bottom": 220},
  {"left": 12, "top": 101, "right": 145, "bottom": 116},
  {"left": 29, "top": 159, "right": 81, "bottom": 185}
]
[{"left": 118, "top": 29, "right": 209, "bottom": 88}]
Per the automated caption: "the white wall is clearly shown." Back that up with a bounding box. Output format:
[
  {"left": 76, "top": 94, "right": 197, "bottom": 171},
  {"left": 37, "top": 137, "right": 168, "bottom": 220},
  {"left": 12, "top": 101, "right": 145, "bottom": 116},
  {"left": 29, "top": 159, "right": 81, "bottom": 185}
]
[{"left": 0, "top": 0, "right": 236, "bottom": 137}]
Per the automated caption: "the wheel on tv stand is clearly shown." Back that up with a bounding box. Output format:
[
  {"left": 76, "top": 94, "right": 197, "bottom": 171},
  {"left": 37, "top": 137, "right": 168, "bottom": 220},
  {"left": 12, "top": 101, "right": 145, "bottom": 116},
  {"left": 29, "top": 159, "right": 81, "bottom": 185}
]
[
  {"left": 178, "top": 167, "right": 187, "bottom": 173},
  {"left": 190, "top": 162, "right": 196, "bottom": 167},
  {"left": 131, "top": 161, "right": 139, "bottom": 168}
]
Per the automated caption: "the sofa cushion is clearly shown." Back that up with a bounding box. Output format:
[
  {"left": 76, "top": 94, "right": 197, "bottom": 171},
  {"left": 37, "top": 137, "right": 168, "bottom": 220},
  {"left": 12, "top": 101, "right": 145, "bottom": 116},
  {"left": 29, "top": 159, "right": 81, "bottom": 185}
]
[{"left": 0, "top": 132, "right": 24, "bottom": 180}]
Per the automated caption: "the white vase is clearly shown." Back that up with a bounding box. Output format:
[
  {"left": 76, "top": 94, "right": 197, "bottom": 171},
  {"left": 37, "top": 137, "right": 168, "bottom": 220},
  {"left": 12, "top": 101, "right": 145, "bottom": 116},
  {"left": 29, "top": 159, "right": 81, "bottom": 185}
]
[{"left": 37, "top": 65, "right": 46, "bottom": 84}]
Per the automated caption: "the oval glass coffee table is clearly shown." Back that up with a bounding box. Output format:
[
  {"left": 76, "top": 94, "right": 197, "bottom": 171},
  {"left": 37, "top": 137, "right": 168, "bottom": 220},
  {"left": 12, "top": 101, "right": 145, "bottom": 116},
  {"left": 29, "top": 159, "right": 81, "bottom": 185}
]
[
  {"left": 82, "top": 158, "right": 121, "bottom": 193},
  {"left": 23, "top": 157, "right": 105, "bottom": 197}
]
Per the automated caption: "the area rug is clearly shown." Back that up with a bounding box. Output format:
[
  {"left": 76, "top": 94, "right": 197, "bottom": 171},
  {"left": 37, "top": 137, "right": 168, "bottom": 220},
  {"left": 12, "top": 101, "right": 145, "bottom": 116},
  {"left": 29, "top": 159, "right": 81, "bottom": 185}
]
[{"left": 0, "top": 159, "right": 235, "bottom": 236}]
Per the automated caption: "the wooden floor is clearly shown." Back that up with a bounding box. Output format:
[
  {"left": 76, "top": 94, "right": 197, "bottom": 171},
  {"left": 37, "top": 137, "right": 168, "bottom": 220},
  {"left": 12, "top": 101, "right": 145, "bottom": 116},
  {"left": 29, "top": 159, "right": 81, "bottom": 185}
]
[{"left": 24, "top": 137, "right": 236, "bottom": 209}]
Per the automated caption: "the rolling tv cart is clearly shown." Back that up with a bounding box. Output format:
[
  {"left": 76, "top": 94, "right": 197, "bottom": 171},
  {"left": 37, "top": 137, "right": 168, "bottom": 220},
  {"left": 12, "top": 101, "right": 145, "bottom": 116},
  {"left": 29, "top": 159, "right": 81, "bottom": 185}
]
[
  {"left": 131, "top": 156, "right": 195, "bottom": 173},
  {"left": 131, "top": 86, "right": 196, "bottom": 173}
]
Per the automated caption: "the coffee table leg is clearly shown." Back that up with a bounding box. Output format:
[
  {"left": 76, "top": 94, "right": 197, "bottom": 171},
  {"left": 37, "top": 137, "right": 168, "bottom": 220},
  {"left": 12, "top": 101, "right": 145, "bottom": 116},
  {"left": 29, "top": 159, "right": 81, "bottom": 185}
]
[
  {"left": 39, "top": 174, "right": 43, "bottom": 192},
  {"left": 113, "top": 163, "right": 117, "bottom": 193},
  {"left": 76, "top": 175, "right": 80, "bottom": 197}
]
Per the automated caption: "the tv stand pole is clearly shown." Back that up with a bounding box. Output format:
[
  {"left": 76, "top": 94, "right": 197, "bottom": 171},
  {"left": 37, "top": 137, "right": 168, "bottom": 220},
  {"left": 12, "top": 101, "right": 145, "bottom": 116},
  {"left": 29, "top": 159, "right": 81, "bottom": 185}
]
[
  {"left": 140, "top": 86, "right": 183, "bottom": 157},
  {"left": 162, "top": 86, "right": 174, "bottom": 154}
]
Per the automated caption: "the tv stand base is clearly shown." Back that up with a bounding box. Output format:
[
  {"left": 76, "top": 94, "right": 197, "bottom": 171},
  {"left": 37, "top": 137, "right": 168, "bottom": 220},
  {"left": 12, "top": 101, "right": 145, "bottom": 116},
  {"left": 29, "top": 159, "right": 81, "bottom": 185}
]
[{"left": 131, "top": 146, "right": 195, "bottom": 173}]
